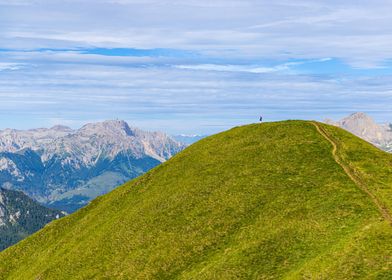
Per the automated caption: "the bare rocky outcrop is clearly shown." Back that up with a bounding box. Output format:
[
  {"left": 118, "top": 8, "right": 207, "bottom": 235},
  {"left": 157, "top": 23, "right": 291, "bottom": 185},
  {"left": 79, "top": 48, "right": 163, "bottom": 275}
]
[
  {"left": 0, "top": 120, "right": 183, "bottom": 164},
  {"left": 325, "top": 112, "right": 392, "bottom": 152},
  {"left": 0, "top": 120, "right": 185, "bottom": 212}
]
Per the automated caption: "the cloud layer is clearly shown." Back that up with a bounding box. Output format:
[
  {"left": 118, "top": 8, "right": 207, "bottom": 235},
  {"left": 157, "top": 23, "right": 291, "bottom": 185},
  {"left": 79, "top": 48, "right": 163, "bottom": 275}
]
[
  {"left": 2, "top": 0, "right": 392, "bottom": 66},
  {"left": 0, "top": 1, "right": 392, "bottom": 133}
]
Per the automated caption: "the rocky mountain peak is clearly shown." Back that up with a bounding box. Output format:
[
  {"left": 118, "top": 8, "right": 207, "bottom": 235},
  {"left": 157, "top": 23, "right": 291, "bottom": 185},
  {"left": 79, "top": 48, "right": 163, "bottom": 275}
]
[
  {"left": 347, "top": 112, "right": 370, "bottom": 119},
  {"left": 50, "top": 125, "right": 72, "bottom": 132},
  {"left": 325, "top": 112, "right": 392, "bottom": 151},
  {"left": 0, "top": 120, "right": 185, "bottom": 211},
  {"left": 340, "top": 112, "right": 375, "bottom": 125},
  {"left": 337, "top": 112, "right": 382, "bottom": 142},
  {"left": 80, "top": 120, "right": 135, "bottom": 137}
]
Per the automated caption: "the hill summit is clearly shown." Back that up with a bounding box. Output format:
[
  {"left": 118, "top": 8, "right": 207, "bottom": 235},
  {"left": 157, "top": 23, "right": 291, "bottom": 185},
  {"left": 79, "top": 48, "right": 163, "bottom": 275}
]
[{"left": 1, "top": 121, "right": 392, "bottom": 279}]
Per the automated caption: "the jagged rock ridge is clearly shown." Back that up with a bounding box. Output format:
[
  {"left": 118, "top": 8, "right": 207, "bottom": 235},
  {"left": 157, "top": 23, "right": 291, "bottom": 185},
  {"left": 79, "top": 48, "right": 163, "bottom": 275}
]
[
  {"left": 0, "top": 120, "right": 185, "bottom": 212},
  {"left": 325, "top": 112, "right": 392, "bottom": 152}
]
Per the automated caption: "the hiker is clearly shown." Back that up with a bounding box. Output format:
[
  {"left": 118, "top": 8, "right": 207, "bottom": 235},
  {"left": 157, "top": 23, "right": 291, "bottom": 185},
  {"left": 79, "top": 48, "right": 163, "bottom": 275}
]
[{"left": 259, "top": 116, "right": 263, "bottom": 122}]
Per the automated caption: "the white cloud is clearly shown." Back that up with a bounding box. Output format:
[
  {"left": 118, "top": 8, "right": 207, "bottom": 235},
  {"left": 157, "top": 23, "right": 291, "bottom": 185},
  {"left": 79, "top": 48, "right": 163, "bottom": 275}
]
[
  {"left": 1, "top": 1, "right": 392, "bottom": 66},
  {"left": 173, "top": 64, "right": 285, "bottom": 74},
  {"left": 0, "top": 0, "right": 392, "bottom": 133},
  {"left": 173, "top": 59, "right": 332, "bottom": 73},
  {"left": 0, "top": 60, "right": 391, "bottom": 134},
  {"left": 0, "top": 63, "right": 25, "bottom": 71}
]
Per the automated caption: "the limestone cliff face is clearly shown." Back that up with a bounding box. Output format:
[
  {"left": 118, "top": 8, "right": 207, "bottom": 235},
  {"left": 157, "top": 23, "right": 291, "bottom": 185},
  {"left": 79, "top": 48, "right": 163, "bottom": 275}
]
[
  {"left": 0, "top": 120, "right": 185, "bottom": 212},
  {"left": 325, "top": 112, "right": 392, "bottom": 152}
]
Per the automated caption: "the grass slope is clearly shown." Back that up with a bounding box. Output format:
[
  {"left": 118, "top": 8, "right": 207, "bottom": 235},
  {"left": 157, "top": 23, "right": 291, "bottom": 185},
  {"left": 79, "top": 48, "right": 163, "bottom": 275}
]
[{"left": 1, "top": 121, "right": 392, "bottom": 279}]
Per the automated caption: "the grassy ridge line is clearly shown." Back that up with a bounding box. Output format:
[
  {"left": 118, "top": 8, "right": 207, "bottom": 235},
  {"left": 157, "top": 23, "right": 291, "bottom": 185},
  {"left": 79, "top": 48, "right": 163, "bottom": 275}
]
[
  {"left": 312, "top": 121, "right": 392, "bottom": 225},
  {"left": 1, "top": 121, "right": 392, "bottom": 279}
]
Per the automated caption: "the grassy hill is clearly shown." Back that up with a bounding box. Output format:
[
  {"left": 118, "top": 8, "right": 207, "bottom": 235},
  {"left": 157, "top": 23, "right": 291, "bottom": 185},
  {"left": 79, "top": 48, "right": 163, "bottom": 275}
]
[{"left": 1, "top": 121, "right": 392, "bottom": 279}]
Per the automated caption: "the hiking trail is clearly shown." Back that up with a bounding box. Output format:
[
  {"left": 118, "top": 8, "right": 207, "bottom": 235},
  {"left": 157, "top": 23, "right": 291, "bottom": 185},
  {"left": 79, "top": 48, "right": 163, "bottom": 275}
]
[{"left": 312, "top": 121, "right": 392, "bottom": 225}]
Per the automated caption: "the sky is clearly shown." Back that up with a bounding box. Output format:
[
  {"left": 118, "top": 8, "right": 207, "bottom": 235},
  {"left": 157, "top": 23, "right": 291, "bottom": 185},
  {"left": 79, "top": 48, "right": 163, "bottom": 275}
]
[{"left": 1, "top": 0, "right": 392, "bottom": 134}]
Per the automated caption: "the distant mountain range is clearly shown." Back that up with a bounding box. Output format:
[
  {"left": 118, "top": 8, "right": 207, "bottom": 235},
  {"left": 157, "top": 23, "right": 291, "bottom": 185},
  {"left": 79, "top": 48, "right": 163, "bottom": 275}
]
[
  {"left": 325, "top": 112, "right": 392, "bottom": 152},
  {"left": 3, "top": 121, "right": 392, "bottom": 278},
  {"left": 0, "top": 120, "right": 185, "bottom": 212},
  {"left": 0, "top": 187, "right": 65, "bottom": 251}
]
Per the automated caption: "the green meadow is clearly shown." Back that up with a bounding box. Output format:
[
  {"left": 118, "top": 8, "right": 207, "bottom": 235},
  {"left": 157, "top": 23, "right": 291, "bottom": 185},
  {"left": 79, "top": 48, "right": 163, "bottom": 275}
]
[{"left": 1, "top": 121, "right": 392, "bottom": 279}]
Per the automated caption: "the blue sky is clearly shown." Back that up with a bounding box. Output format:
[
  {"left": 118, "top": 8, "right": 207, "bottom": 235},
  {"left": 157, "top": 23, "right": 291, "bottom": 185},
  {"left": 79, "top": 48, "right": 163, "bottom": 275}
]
[{"left": 1, "top": 0, "right": 392, "bottom": 134}]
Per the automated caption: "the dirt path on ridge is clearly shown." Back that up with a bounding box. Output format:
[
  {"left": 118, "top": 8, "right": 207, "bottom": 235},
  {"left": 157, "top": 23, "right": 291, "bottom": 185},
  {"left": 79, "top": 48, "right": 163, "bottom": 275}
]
[{"left": 312, "top": 121, "right": 392, "bottom": 225}]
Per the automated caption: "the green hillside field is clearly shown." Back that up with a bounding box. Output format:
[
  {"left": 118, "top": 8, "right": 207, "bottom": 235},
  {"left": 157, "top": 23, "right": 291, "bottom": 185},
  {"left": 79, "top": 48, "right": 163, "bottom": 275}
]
[{"left": 1, "top": 121, "right": 392, "bottom": 279}]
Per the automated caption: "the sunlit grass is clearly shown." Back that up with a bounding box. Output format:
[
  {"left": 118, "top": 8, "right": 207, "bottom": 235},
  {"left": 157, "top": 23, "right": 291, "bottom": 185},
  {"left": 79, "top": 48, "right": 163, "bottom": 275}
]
[{"left": 1, "top": 121, "right": 392, "bottom": 279}]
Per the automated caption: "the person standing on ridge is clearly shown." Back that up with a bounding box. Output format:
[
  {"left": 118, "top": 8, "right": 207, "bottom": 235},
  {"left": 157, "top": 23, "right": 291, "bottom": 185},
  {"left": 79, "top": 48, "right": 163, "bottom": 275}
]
[{"left": 259, "top": 116, "right": 263, "bottom": 122}]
